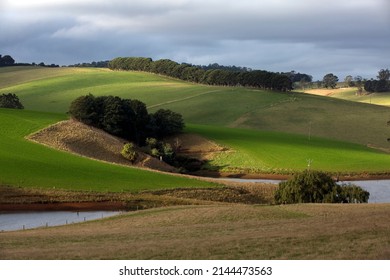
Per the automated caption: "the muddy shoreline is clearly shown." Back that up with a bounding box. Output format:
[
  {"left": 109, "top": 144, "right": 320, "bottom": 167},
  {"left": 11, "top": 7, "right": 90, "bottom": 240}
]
[{"left": 192, "top": 170, "right": 390, "bottom": 181}]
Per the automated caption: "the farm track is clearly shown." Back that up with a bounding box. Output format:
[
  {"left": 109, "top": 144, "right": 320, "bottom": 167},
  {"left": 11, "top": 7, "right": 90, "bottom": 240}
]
[{"left": 147, "top": 89, "right": 222, "bottom": 109}]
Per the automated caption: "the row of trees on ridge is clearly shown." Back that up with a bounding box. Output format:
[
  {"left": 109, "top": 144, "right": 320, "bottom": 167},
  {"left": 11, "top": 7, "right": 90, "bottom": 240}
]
[{"left": 108, "top": 57, "right": 293, "bottom": 91}]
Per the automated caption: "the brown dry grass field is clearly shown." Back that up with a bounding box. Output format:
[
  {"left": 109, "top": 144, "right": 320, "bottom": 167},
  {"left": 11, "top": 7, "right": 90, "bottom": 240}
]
[
  {"left": 1, "top": 202, "right": 389, "bottom": 260},
  {"left": 303, "top": 87, "right": 354, "bottom": 96}
]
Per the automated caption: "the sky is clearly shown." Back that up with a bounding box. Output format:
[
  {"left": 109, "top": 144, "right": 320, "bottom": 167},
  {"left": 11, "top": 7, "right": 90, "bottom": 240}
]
[{"left": 1, "top": 0, "right": 389, "bottom": 80}]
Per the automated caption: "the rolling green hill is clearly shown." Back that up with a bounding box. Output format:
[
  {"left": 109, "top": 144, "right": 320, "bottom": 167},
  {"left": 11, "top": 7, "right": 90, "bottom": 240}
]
[
  {"left": 0, "top": 108, "right": 213, "bottom": 191},
  {"left": 1, "top": 66, "right": 390, "bottom": 178},
  {"left": 2, "top": 67, "right": 389, "bottom": 150},
  {"left": 189, "top": 125, "right": 390, "bottom": 174}
]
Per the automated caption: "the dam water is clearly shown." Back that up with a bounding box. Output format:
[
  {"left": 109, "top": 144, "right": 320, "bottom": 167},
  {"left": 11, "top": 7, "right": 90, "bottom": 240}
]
[
  {"left": 0, "top": 211, "right": 122, "bottom": 232},
  {"left": 1, "top": 180, "right": 389, "bottom": 232}
]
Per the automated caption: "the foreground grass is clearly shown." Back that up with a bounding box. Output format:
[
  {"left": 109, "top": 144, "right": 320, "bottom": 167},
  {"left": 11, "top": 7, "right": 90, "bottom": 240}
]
[
  {"left": 1, "top": 203, "right": 389, "bottom": 259},
  {"left": 0, "top": 109, "right": 214, "bottom": 191},
  {"left": 188, "top": 124, "right": 390, "bottom": 174}
]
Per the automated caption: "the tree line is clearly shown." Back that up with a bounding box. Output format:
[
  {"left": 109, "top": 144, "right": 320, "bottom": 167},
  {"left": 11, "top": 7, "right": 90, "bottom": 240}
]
[
  {"left": 108, "top": 57, "right": 293, "bottom": 91},
  {"left": 68, "top": 94, "right": 184, "bottom": 145},
  {"left": 0, "top": 54, "right": 60, "bottom": 68},
  {"left": 364, "top": 69, "right": 390, "bottom": 93}
]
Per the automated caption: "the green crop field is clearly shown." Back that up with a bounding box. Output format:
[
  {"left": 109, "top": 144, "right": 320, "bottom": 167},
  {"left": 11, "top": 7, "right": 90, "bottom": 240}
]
[
  {"left": 0, "top": 108, "right": 213, "bottom": 191},
  {"left": 1, "top": 66, "right": 390, "bottom": 179}
]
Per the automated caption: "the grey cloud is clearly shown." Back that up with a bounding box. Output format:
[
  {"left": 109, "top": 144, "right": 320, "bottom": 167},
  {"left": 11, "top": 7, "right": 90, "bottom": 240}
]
[{"left": 1, "top": 0, "right": 389, "bottom": 80}]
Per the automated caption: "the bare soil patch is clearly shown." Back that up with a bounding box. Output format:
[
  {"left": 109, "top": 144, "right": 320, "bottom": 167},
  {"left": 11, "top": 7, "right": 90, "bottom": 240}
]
[
  {"left": 166, "top": 133, "right": 227, "bottom": 161},
  {"left": 27, "top": 119, "right": 177, "bottom": 172}
]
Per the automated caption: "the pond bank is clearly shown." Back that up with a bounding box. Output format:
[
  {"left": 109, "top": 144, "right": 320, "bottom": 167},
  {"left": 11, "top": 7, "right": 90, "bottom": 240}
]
[
  {"left": 0, "top": 201, "right": 127, "bottom": 212},
  {"left": 192, "top": 170, "right": 390, "bottom": 181}
]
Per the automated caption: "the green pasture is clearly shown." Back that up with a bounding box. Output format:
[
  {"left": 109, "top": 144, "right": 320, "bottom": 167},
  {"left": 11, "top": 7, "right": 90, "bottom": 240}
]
[
  {"left": 0, "top": 108, "right": 213, "bottom": 191},
  {"left": 2, "top": 67, "right": 390, "bottom": 150},
  {"left": 1, "top": 66, "right": 390, "bottom": 176},
  {"left": 0, "top": 67, "right": 210, "bottom": 113},
  {"left": 188, "top": 124, "right": 390, "bottom": 174}
]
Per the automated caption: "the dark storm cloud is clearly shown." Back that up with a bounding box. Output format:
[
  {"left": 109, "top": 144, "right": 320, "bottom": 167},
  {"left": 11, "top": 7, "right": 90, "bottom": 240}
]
[{"left": 2, "top": 0, "right": 389, "bottom": 79}]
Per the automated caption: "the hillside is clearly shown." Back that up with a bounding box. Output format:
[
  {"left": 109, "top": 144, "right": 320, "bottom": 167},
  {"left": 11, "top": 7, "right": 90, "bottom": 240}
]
[
  {"left": 27, "top": 119, "right": 177, "bottom": 172},
  {"left": 1, "top": 67, "right": 390, "bottom": 150},
  {"left": 2, "top": 203, "right": 389, "bottom": 259},
  {"left": 304, "top": 87, "right": 390, "bottom": 106},
  {"left": 0, "top": 108, "right": 214, "bottom": 191},
  {"left": 1, "top": 66, "right": 390, "bottom": 176}
]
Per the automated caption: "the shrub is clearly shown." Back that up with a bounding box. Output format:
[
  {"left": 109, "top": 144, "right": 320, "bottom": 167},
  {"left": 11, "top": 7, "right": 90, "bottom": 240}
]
[
  {"left": 146, "top": 137, "right": 158, "bottom": 149},
  {"left": 121, "top": 143, "right": 138, "bottom": 163},
  {"left": 274, "top": 170, "right": 369, "bottom": 204}
]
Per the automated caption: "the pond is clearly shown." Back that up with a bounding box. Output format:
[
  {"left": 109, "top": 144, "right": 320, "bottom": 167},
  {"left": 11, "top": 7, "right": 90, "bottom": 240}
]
[
  {"left": 215, "top": 178, "right": 390, "bottom": 203},
  {"left": 0, "top": 211, "right": 122, "bottom": 232}
]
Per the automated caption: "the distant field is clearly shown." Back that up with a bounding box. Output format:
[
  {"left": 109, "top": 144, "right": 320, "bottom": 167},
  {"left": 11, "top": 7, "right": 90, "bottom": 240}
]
[
  {"left": 0, "top": 108, "right": 214, "bottom": 191},
  {"left": 1, "top": 66, "right": 390, "bottom": 176},
  {"left": 304, "top": 87, "right": 390, "bottom": 106},
  {"left": 188, "top": 124, "right": 390, "bottom": 174}
]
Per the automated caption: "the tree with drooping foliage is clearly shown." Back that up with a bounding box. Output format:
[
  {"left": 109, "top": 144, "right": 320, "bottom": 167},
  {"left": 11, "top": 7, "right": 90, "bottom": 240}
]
[{"left": 274, "top": 170, "right": 369, "bottom": 204}]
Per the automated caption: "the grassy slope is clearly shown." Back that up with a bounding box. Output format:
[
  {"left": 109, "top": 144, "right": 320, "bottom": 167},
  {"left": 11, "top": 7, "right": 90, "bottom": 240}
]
[
  {"left": 1, "top": 203, "right": 389, "bottom": 259},
  {"left": 0, "top": 108, "right": 213, "bottom": 191},
  {"left": 332, "top": 89, "right": 390, "bottom": 106},
  {"left": 189, "top": 125, "right": 390, "bottom": 173},
  {"left": 1, "top": 67, "right": 390, "bottom": 175}
]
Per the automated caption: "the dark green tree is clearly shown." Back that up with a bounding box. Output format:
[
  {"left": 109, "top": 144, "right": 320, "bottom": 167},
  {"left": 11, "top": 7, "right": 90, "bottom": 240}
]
[
  {"left": 377, "top": 69, "right": 390, "bottom": 81},
  {"left": 0, "top": 93, "right": 24, "bottom": 109},
  {"left": 323, "top": 73, "right": 339, "bottom": 89},
  {"left": 68, "top": 94, "right": 99, "bottom": 125},
  {"left": 149, "top": 109, "right": 185, "bottom": 138},
  {"left": 129, "top": 99, "right": 150, "bottom": 145},
  {"left": 274, "top": 170, "right": 369, "bottom": 204},
  {"left": 100, "top": 96, "right": 135, "bottom": 139},
  {"left": 0, "top": 55, "right": 15, "bottom": 66}
]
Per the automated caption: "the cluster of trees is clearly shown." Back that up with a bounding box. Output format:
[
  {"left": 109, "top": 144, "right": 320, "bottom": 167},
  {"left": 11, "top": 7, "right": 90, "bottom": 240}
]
[
  {"left": 364, "top": 69, "right": 390, "bottom": 93},
  {"left": 0, "top": 93, "right": 24, "bottom": 109},
  {"left": 0, "top": 55, "right": 15, "bottom": 67},
  {"left": 68, "top": 94, "right": 184, "bottom": 145},
  {"left": 283, "top": 71, "right": 313, "bottom": 83},
  {"left": 274, "top": 170, "right": 369, "bottom": 204},
  {"left": 67, "top": 61, "right": 110, "bottom": 68},
  {"left": 0, "top": 54, "right": 60, "bottom": 67},
  {"left": 108, "top": 57, "right": 293, "bottom": 91},
  {"left": 196, "top": 63, "right": 251, "bottom": 72}
]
